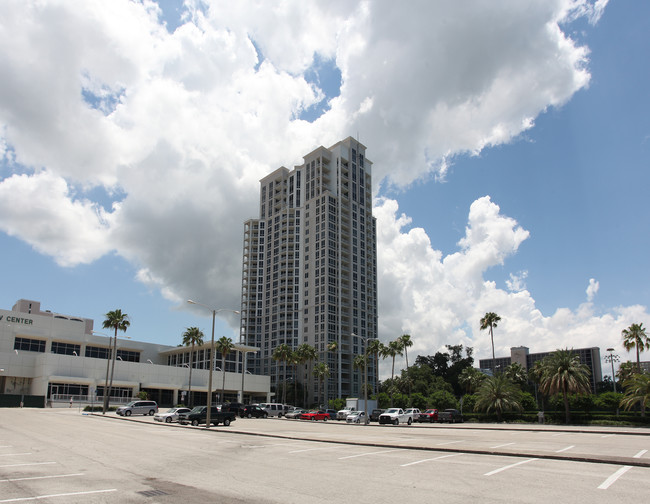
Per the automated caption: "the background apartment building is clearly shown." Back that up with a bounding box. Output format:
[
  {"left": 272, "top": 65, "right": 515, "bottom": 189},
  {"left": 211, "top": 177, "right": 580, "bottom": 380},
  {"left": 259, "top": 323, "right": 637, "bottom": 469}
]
[{"left": 240, "top": 137, "right": 378, "bottom": 404}]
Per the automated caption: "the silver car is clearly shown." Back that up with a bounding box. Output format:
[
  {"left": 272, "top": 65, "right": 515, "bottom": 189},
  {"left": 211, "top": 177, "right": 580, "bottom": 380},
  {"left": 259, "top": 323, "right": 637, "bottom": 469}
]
[
  {"left": 116, "top": 400, "right": 158, "bottom": 416},
  {"left": 153, "top": 407, "right": 191, "bottom": 423}
]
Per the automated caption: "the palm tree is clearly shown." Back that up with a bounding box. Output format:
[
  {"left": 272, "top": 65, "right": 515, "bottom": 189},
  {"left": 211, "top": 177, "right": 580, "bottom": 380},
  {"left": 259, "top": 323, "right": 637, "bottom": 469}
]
[
  {"left": 480, "top": 312, "right": 501, "bottom": 371},
  {"left": 622, "top": 323, "right": 650, "bottom": 373},
  {"left": 215, "top": 336, "right": 234, "bottom": 404},
  {"left": 181, "top": 327, "right": 204, "bottom": 407},
  {"left": 272, "top": 343, "right": 292, "bottom": 405},
  {"left": 474, "top": 374, "right": 523, "bottom": 422},
  {"left": 620, "top": 373, "right": 650, "bottom": 417},
  {"left": 504, "top": 362, "right": 528, "bottom": 386},
  {"left": 313, "top": 362, "right": 330, "bottom": 409},
  {"left": 297, "top": 344, "right": 317, "bottom": 407},
  {"left": 383, "top": 339, "right": 404, "bottom": 407},
  {"left": 102, "top": 309, "right": 130, "bottom": 414},
  {"left": 366, "top": 339, "right": 385, "bottom": 395},
  {"left": 327, "top": 341, "right": 338, "bottom": 401},
  {"left": 459, "top": 367, "right": 486, "bottom": 394},
  {"left": 399, "top": 334, "right": 413, "bottom": 404},
  {"left": 353, "top": 354, "right": 367, "bottom": 397},
  {"left": 538, "top": 348, "right": 591, "bottom": 424}
]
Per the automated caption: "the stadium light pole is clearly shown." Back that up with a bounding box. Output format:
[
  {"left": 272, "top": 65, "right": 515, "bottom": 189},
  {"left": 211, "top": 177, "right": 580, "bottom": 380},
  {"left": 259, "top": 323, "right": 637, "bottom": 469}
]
[{"left": 187, "top": 300, "right": 239, "bottom": 428}]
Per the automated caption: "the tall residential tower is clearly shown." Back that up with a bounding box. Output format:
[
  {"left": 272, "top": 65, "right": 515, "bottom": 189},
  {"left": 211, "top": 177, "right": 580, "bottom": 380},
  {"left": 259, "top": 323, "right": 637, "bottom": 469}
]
[{"left": 240, "top": 137, "right": 378, "bottom": 404}]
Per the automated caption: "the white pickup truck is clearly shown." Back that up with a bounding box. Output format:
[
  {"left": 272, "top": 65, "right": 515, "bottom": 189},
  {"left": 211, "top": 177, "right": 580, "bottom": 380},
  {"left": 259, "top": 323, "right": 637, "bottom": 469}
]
[
  {"left": 378, "top": 408, "right": 414, "bottom": 425},
  {"left": 336, "top": 407, "right": 356, "bottom": 420}
]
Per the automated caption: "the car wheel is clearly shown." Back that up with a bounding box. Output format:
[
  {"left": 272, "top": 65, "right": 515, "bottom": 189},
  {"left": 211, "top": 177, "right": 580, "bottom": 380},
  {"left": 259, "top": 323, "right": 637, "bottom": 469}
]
[
  {"left": 191, "top": 419, "right": 199, "bottom": 426},
  {"left": 165, "top": 417, "right": 172, "bottom": 423},
  {"left": 393, "top": 418, "right": 398, "bottom": 425},
  {"left": 407, "top": 418, "right": 412, "bottom": 425},
  {"left": 149, "top": 410, "right": 155, "bottom": 416},
  {"left": 311, "top": 417, "right": 316, "bottom": 421},
  {"left": 263, "top": 413, "right": 268, "bottom": 419},
  {"left": 247, "top": 413, "right": 252, "bottom": 418},
  {"left": 125, "top": 410, "right": 132, "bottom": 417},
  {"left": 323, "top": 417, "right": 327, "bottom": 421},
  {"left": 224, "top": 418, "right": 231, "bottom": 426}
]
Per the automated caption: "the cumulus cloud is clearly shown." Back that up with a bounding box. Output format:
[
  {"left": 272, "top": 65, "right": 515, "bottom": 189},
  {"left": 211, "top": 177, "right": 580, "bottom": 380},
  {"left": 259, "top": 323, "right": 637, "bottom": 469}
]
[
  {"left": 586, "top": 278, "right": 600, "bottom": 302},
  {"left": 1, "top": 0, "right": 639, "bottom": 371}
]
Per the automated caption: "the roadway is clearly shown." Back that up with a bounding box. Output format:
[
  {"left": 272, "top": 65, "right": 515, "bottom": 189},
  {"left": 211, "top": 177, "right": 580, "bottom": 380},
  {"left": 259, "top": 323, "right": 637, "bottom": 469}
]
[{"left": 0, "top": 408, "right": 648, "bottom": 503}]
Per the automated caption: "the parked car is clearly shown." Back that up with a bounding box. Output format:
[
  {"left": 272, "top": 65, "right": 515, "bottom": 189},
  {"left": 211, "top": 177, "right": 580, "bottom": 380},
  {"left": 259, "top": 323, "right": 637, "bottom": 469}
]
[
  {"left": 325, "top": 409, "right": 338, "bottom": 420},
  {"left": 178, "top": 406, "right": 237, "bottom": 426},
  {"left": 336, "top": 408, "right": 356, "bottom": 420},
  {"left": 378, "top": 408, "right": 414, "bottom": 425},
  {"left": 369, "top": 409, "right": 386, "bottom": 422},
  {"left": 258, "top": 403, "right": 286, "bottom": 417},
  {"left": 223, "top": 402, "right": 246, "bottom": 416},
  {"left": 404, "top": 408, "right": 421, "bottom": 421},
  {"left": 241, "top": 405, "right": 268, "bottom": 418},
  {"left": 438, "top": 409, "right": 464, "bottom": 423},
  {"left": 417, "top": 409, "right": 439, "bottom": 423},
  {"left": 285, "top": 408, "right": 308, "bottom": 419},
  {"left": 300, "top": 410, "right": 330, "bottom": 421},
  {"left": 116, "top": 400, "right": 158, "bottom": 417},
  {"left": 154, "top": 406, "right": 191, "bottom": 423},
  {"left": 346, "top": 411, "right": 367, "bottom": 424}
]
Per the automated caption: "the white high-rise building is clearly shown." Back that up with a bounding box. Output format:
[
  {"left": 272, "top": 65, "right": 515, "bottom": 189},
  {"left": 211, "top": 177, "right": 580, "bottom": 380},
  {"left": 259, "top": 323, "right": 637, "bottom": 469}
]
[{"left": 240, "top": 137, "right": 378, "bottom": 404}]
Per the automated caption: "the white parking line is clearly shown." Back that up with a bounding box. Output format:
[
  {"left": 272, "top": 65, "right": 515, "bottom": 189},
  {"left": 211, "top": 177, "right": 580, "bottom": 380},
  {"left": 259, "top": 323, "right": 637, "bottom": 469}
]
[
  {"left": 551, "top": 433, "right": 567, "bottom": 437},
  {"left": 490, "top": 443, "right": 515, "bottom": 449},
  {"left": 288, "top": 446, "right": 340, "bottom": 454},
  {"left": 484, "top": 458, "right": 538, "bottom": 476},
  {"left": 598, "top": 466, "right": 632, "bottom": 490},
  {"left": 338, "top": 449, "right": 397, "bottom": 460},
  {"left": 0, "top": 473, "right": 84, "bottom": 483},
  {"left": 400, "top": 453, "right": 462, "bottom": 467},
  {"left": 555, "top": 445, "right": 575, "bottom": 453},
  {"left": 0, "top": 489, "right": 117, "bottom": 503},
  {"left": 436, "top": 440, "right": 465, "bottom": 446},
  {"left": 634, "top": 450, "right": 647, "bottom": 458},
  {"left": 0, "top": 453, "right": 31, "bottom": 458},
  {"left": 0, "top": 446, "right": 13, "bottom": 448},
  {"left": 600, "top": 434, "right": 615, "bottom": 438},
  {"left": 0, "top": 463, "right": 56, "bottom": 469}
]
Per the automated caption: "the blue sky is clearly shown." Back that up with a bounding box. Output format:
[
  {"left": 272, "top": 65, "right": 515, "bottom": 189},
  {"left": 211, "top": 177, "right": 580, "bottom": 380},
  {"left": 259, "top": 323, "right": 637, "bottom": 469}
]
[{"left": 0, "top": 0, "right": 647, "bottom": 378}]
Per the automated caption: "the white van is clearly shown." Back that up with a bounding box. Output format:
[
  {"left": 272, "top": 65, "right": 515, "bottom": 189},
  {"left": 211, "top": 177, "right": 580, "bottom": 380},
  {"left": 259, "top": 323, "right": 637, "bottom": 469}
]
[{"left": 258, "top": 403, "right": 286, "bottom": 417}]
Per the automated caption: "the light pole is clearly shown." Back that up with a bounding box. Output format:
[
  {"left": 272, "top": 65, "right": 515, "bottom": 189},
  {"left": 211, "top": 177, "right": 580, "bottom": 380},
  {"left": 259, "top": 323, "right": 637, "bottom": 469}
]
[
  {"left": 187, "top": 300, "right": 239, "bottom": 428},
  {"left": 605, "top": 348, "right": 620, "bottom": 392},
  {"left": 353, "top": 333, "right": 370, "bottom": 426}
]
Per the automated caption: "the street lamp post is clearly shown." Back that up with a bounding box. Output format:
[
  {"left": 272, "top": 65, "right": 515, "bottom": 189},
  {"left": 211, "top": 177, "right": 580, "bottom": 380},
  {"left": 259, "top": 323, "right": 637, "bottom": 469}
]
[
  {"left": 353, "top": 333, "right": 370, "bottom": 426},
  {"left": 605, "top": 348, "right": 620, "bottom": 392},
  {"left": 187, "top": 300, "right": 239, "bottom": 428}
]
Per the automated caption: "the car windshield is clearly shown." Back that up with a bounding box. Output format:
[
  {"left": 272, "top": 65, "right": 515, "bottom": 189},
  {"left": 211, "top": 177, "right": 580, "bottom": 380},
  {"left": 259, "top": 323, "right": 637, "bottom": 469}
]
[
  {"left": 190, "top": 406, "right": 204, "bottom": 413},
  {"left": 164, "top": 408, "right": 178, "bottom": 413},
  {"left": 385, "top": 409, "right": 399, "bottom": 414},
  {"left": 125, "top": 401, "right": 137, "bottom": 407}
]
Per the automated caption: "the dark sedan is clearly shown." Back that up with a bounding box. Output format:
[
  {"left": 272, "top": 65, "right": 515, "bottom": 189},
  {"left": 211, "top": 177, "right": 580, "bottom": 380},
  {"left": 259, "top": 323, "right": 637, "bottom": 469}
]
[{"left": 241, "top": 405, "right": 268, "bottom": 418}]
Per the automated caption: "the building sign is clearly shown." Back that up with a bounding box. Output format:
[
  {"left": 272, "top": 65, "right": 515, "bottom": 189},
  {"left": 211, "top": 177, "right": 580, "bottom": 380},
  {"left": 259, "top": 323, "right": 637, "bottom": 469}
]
[{"left": 0, "top": 315, "right": 34, "bottom": 325}]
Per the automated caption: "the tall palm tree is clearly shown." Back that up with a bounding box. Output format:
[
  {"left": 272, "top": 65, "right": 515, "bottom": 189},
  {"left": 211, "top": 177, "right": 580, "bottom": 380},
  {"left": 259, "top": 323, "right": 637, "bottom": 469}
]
[
  {"left": 366, "top": 339, "right": 385, "bottom": 395},
  {"left": 474, "top": 374, "right": 523, "bottom": 422},
  {"left": 620, "top": 373, "right": 650, "bottom": 417},
  {"left": 215, "top": 336, "right": 234, "bottom": 404},
  {"left": 353, "top": 354, "right": 367, "bottom": 397},
  {"left": 297, "top": 344, "right": 317, "bottom": 407},
  {"left": 102, "top": 309, "right": 130, "bottom": 414},
  {"left": 181, "top": 327, "right": 204, "bottom": 408},
  {"left": 622, "top": 323, "right": 650, "bottom": 373},
  {"left": 272, "top": 343, "right": 292, "bottom": 405},
  {"left": 538, "top": 348, "right": 591, "bottom": 424},
  {"left": 313, "top": 362, "right": 330, "bottom": 409},
  {"left": 383, "top": 339, "right": 404, "bottom": 407},
  {"left": 399, "top": 334, "right": 413, "bottom": 404},
  {"left": 326, "top": 341, "right": 338, "bottom": 401},
  {"left": 480, "top": 312, "right": 501, "bottom": 371}
]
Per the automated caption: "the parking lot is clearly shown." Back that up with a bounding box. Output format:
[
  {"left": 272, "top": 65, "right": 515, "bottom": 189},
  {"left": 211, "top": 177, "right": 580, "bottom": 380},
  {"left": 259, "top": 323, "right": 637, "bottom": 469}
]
[{"left": 1, "top": 408, "right": 649, "bottom": 503}]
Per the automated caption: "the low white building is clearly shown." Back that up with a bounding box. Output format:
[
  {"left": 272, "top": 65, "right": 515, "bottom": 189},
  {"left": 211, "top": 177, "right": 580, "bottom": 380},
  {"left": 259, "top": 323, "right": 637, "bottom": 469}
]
[{"left": 0, "top": 299, "right": 270, "bottom": 408}]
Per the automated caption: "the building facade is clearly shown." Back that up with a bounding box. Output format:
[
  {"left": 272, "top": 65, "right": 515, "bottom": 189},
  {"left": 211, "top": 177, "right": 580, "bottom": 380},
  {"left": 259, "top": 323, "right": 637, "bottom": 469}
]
[
  {"left": 240, "top": 137, "right": 379, "bottom": 404},
  {"left": 0, "top": 299, "right": 270, "bottom": 407},
  {"left": 479, "top": 346, "right": 603, "bottom": 392}
]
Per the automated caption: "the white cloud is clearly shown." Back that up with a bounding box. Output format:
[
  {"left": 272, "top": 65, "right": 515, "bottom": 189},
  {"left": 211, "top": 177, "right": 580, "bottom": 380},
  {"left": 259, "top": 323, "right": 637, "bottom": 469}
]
[
  {"left": 0, "top": 0, "right": 640, "bottom": 372},
  {"left": 586, "top": 278, "right": 600, "bottom": 302}
]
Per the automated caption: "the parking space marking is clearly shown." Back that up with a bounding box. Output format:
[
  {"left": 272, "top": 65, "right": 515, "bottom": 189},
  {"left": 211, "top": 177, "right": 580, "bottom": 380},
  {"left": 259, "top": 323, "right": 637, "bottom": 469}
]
[
  {"left": 0, "top": 453, "right": 32, "bottom": 458},
  {"left": 400, "top": 453, "right": 463, "bottom": 467},
  {"left": 436, "top": 440, "right": 465, "bottom": 446},
  {"left": 288, "top": 446, "right": 341, "bottom": 454},
  {"left": 490, "top": 443, "right": 515, "bottom": 449},
  {"left": 0, "top": 446, "right": 13, "bottom": 449},
  {"left": 0, "top": 473, "right": 84, "bottom": 483},
  {"left": 551, "top": 433, "right": 567, "bottom": 437},
  {"left": 338, "top": 449, "right": 397, "bottom": 460},
  {"left": 0, "top": 463, "right": 56, "bottom": 469},
  {"left": 484, "top": 458, "right": 538, "bottom": 476},
  {"left": 0, "top": 489, "right": 117, "bottom": 503},
  {"left": 598, "top": 466, "right": 632, "bottom": 490},
  {"left": 555, "top": 445, "right": 575, "bottom": 453},
  {"left": 600, "top": 434, "right": 615, "bottom": 438},
  {"left": 634, "top": 450, "right": 647, "bottom": 458}
]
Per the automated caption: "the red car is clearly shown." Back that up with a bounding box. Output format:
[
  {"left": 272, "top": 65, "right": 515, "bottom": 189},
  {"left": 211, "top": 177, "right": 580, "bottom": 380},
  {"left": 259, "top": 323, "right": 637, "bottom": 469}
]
[
  {"left": 417, "top": 409, "right": 439, "bottom": 423},
  {"left": 300, "top": 410, "right": 329, "bottom": 421}
]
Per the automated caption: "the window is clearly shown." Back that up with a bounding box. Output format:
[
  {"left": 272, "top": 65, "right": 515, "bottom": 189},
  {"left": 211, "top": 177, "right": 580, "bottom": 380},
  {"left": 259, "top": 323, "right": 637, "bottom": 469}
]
[
  {"left": 51, "top": 341, "right": 81, "bottom": 356},
  {"left": 14, "top": 337, "right": 45, "bottom": 353}
]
